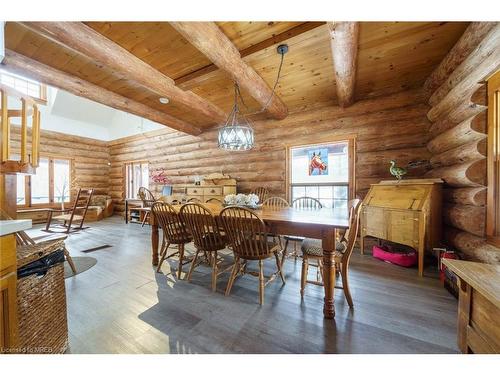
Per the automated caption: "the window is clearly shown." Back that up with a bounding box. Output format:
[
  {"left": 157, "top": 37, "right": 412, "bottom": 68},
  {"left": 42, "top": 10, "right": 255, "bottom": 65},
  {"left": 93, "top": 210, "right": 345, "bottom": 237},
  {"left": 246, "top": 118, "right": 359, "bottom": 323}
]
[
  {"left": 125, "top": 161, "right": 149, "bottom": 199},
  {"left": 487, "top": 70, "right": 500, "bottom": 245},
  {"left": 287, "top": 138, "right": 355, "bottom": 210},
  {"left": 17, "top": 156, "right": 72, "bottom": 207},
  {"left": 0, "top": 70, "right": 47, "bottom": 103}
]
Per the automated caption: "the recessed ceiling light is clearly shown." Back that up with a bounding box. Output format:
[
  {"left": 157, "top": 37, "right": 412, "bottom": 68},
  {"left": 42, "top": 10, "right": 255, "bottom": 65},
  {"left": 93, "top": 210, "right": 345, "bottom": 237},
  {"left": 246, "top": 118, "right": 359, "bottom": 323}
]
[{"left": 159, "top": 97, "right": 169, "bottom": 104}]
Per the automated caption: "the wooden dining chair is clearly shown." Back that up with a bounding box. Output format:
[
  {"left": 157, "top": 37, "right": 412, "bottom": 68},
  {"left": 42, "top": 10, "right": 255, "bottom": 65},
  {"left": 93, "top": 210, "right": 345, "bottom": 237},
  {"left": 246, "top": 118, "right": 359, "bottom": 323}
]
[
  {"left": 205, "top": 197, "right": 223, "bottom": 204},
  {"left": 262, "top": 197, "right": 289, "bottom": 249},
  {"left": 281, "top": 197, "right": 322, "bottom": 266},
  {"left": 151, "top": 202, "right": 193, "bottom": 278},
  {"left": 220, "top": 206, "right": 285, "bottom": 305},
  {"left": 45, "top": 188, "right": 94, "bottom": 234},
  {"left": 187, "top": 197, "right": 202, "bottom": 203},
  {"left": 138, "top": 187, "right": 157, "bottom": 227},
  {"left": 300, "top": 199, "right": 362, "bottom": 307},
  {"left": 251, "top": 187, "right": 269, "bottom": 204},
  {"left": 180, "top": 203, "right": 230, "bottom": 291}
]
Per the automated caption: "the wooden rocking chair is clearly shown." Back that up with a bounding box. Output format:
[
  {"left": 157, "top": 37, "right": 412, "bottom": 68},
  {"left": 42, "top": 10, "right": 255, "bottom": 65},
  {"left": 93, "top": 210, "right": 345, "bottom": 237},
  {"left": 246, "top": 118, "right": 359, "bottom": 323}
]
[{"left": 45, "top": 188, "right": 94, "bottom": 234}]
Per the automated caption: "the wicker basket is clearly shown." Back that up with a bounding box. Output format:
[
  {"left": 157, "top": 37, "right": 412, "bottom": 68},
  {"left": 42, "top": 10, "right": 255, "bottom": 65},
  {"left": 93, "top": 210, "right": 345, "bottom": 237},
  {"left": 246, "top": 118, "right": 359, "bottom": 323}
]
[{"left": 16, "top": 239, "right": 68, "bottom": 354}]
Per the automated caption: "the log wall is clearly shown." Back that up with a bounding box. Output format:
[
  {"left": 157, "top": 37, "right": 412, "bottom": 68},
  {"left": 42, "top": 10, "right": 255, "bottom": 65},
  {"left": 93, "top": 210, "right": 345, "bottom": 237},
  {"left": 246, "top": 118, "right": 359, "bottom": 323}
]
[
  {"left": 424, "top": 23, "right": 500, "bottom": 264},
  {"left": 109, "top": 89, "right": 432, "bottom": 214},
  {"left": 10, "top": 125, "right": 110, "bottom": 197}
]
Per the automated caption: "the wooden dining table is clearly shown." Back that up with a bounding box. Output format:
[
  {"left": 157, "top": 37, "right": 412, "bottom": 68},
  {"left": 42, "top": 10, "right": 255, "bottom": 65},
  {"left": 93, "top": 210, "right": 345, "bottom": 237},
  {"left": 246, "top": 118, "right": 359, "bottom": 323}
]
[{"left": 149, "top": 203, "right": 350, "bottom": 319}]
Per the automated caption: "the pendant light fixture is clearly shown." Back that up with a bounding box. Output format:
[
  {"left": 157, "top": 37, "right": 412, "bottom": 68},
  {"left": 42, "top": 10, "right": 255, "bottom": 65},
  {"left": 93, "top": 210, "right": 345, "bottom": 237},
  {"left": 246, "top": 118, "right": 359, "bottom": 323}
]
[{"left": 218, "top": 44, "right": 288, "bottom": 151}]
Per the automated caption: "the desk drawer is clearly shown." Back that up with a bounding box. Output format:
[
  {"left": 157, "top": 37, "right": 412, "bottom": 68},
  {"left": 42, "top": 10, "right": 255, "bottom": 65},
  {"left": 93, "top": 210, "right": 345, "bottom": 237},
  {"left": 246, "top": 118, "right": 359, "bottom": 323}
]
[
  {"left": 203, "top": 187, "right": 222, "bottom": 196},
  {"left": 186, "top": 187, "right": 203, "bottom": 196}
]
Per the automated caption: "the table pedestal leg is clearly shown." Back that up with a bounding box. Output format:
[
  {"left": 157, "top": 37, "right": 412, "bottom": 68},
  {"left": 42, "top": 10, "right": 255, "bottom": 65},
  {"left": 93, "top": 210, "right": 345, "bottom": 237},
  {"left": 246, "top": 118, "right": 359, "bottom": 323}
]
[
  {"left": 322, "top": 228, "right": 337, "bottom": 319},
  {"left": 151, "top": 220, "right": 159, "bottom": 266}
]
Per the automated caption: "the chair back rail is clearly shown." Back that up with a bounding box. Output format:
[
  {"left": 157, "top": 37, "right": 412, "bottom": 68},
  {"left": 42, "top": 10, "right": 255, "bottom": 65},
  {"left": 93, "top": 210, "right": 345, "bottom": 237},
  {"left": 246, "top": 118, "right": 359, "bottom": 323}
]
[
  {"left": 138, "top": 187, "right": 157, "bottom": 207},
  {"left": 70, "top": 188, "right": 94, "bottom": 222},
  {"left": 205, "top": 197, "right": 223, "bottom": 204},
  {"left": 151, "top": 202, "right": 190, "bottom": 244},
  {"left": 343, "top": 199, "right": 363, "bottom": 262},
  {"left": 262, "top": 197, "right": 289, "bottom": 209},
  {"left": 179, "top": 203, "right": 225, "bottom": 252},
  {"left": 251, "top": 187, "right": 269, "bottom": 204},
  {"left": 292, "top": 197, "right": 322, "bottom": 209},
  {"left": 220, "top": 206, "right": 273, "bottom": 260}
]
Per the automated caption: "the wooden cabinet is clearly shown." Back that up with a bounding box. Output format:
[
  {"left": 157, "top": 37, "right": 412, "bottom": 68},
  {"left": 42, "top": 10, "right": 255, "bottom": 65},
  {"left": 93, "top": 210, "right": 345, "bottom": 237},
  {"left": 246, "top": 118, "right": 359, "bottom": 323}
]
[
  {"left": 181, "top": 184, "right": 236, "bottom": 203},
  {"left": 443, "top": 259, "right": 500, "bottom": 354},
  {"left": 0, "top": 234, "right": 19, "bottom": 352},
  {"left": 360, "top": 179, "right": 443, "bottom": 276}
]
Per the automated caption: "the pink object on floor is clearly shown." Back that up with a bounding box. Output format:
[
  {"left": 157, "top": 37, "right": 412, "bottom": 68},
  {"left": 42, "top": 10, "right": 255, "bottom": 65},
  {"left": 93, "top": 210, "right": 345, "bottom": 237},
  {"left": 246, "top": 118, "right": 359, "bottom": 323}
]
[{"left": 372, "top": 245, "right": 417, "bottom": 267}]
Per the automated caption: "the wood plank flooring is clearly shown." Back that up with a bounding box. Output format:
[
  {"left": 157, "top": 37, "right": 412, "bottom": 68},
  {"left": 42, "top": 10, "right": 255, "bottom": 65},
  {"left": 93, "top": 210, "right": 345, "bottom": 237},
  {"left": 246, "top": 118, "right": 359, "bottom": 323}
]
[{"left": 26, "top": 216, "right": 459, "bottom": 354}]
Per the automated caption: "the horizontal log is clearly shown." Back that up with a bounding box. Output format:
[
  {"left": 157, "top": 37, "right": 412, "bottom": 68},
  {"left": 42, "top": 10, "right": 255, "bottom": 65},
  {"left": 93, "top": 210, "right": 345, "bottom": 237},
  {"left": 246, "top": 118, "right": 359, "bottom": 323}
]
[
  {"left": 429, "top": 138, "right": 487, "bottom": 168},
  {"left": 423, "top": 22, "right": 497, "bottom": 97},
  {"left": 443, "top": 187, "right": 486, "bottom": 206},
  {"left": 444, "top": 226, "right": 500, "bottom": 264},
  {"left": 429, "top": 24, "right": 500, "bottom": 106},
  {"left": 425, "top": 159, "right": 486, "bottom": 187},
  {"left": 427, "top": 112, "right": 486, "bottom": 153},
  {"left": 443, "top": 203, "right": 485, "bottom": 237}
]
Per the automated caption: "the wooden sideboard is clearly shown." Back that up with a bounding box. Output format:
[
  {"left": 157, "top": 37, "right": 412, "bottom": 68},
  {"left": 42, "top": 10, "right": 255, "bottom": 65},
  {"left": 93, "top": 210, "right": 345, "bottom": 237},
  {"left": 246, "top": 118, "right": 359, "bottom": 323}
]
[
  {"left": 360, "top": 179, "right": 443, "bottom": 276},
  {"left": 443, "top": 259, "right": 500, "bottom": 354},
  {"left": 178, "top": 183, "right": 236, "bottom": 203}
]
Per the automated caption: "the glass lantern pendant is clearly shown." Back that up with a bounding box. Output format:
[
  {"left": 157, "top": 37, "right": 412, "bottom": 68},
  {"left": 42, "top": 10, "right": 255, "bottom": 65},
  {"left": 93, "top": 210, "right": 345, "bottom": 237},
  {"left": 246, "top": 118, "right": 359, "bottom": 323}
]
[{"left": 218, "top": 83, "right": 254, "bottom": 151}]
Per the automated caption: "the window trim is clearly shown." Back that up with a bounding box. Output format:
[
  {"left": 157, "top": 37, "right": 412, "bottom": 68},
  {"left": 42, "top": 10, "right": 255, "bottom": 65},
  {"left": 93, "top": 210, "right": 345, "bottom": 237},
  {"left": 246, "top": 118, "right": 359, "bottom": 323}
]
[
  {"left": 285, "top": 135, "right": 356, "bottom": 204},
  {"left": 17, "top": 153, "right": 73, "bottom": 208},
  {"left": 0, "top": 70, "right": 48, "bottom": 105},
  {"left": 487, "top": 70, "right": 500, "bottom": 246},
  {"left": 123, "top": 160, "right": 149, "bottom": 200}
]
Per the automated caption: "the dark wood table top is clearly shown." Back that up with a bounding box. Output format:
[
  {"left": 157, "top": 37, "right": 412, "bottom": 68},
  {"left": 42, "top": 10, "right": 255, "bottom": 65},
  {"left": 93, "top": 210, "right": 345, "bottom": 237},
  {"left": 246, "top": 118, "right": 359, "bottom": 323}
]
[{"left": 169, "top": 203, "right": 350, "bottom": 229}]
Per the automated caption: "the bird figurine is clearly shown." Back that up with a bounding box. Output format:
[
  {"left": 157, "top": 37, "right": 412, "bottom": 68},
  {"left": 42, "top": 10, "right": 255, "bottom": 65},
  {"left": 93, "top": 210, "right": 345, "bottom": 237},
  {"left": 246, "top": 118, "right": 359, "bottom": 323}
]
[{"left": 389, "top": 160, "right": 407, "bottom": 180}]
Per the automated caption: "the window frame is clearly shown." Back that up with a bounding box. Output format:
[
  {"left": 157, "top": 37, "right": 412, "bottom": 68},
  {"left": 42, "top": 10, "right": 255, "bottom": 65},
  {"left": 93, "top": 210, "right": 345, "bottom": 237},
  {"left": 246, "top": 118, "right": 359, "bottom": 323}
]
[
  {"left": 487, "top": 70, "right": 500, "bottom": 246},
  {"left": 285, "top": 135, "right": 356, "bottom": 205},
  {"left": 0, "top": 70, "right": 47, "bottom": 105},
  {"left": 17, "top": 154, "right": 73, "bottom": 208},
  {"left": 124, "top": 160, "right": 149, "bottom": 200}
]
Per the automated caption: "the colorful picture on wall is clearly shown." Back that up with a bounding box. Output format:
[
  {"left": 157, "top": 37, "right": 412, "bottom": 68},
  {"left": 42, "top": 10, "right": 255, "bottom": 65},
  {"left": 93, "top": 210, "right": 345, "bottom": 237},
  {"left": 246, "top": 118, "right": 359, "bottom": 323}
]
[{"left": 307, "top": 148, "right": 329, "bottom": 176}]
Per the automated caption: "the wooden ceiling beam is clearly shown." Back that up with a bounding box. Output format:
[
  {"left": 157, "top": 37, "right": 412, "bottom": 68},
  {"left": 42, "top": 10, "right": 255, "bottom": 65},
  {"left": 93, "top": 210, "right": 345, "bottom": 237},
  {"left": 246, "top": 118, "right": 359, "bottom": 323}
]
[
  {"left": 175, "top": 22, "right": 326, "bottom": 88},
  {"left": 1, "top": 49, "right": 203, "bottom": 136},
  {"left": 170, "top": 22, "right": 288, "bottom": 120},
  {"left": 327, "top": 22, "right": 360, "bottom": 107},
  {"left": 19, "top": 22, "right": 226, "bottom": 125}
]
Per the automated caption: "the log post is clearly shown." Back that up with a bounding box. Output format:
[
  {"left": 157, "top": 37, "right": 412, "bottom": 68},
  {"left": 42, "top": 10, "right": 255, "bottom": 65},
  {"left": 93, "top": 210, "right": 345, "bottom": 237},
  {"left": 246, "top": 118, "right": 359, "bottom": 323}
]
[
  {"left": 445, "top": 227, "right": 500, "bottom": 264},
  {"left": 327, "top": 22, "right": 359, "bottom": 107}
]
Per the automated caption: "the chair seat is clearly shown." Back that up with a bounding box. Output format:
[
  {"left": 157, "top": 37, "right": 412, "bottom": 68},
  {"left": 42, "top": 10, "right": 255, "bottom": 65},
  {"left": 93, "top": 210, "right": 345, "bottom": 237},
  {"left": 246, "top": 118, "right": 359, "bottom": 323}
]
[
  {"left": 236, "top": 239, "right": 280, "bottom": 260},
  {"left": 283, "top": 235, "right": 305, "bottom": 242},
  {"left": 53, "top": 214, "right": 84, "bottom": 222},
  {"left": 301, "top": 238, "right": 347, "bottom": 258},
  {"left": 198, "top": 232, "right": 227, "bottom": 251}
]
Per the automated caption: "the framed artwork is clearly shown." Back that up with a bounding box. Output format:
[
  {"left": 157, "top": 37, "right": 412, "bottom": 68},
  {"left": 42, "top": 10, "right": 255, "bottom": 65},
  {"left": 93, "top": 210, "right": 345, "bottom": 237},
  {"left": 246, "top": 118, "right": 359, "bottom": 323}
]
[{"left": 307, "top": 147, "right": 329, "bottom": 176}]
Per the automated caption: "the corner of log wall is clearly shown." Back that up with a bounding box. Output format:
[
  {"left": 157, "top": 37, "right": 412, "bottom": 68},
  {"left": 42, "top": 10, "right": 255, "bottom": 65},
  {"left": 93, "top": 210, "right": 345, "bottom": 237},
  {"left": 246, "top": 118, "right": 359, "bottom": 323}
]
[{"left": 424, "top": 28, "right": 500, "bottom": 263}]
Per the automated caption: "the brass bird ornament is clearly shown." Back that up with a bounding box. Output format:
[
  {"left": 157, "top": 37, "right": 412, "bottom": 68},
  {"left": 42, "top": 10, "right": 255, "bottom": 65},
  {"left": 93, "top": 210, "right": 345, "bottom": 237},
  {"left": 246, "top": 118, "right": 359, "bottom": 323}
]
[{"left": 389, "top": 160, "right": 407, "bottom": 180}]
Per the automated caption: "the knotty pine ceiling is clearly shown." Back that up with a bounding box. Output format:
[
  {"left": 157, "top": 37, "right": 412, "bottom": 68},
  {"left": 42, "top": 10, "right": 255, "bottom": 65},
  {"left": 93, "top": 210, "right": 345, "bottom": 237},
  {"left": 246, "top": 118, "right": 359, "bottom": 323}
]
[{"left": 5, "top": 21, "right": 469, "bottom": 129}]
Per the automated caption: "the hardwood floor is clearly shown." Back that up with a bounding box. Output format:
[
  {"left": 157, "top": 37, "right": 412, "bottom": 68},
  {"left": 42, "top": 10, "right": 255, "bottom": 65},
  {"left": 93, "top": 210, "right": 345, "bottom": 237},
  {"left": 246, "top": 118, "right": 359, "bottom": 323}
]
[{"left": 26, "top": 216, "right": 459, "bottom": 354}]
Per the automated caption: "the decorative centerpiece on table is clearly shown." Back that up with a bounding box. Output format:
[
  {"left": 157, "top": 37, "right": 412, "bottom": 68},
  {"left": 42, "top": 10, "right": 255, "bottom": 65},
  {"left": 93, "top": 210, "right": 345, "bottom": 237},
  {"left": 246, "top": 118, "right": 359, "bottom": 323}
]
[
  {"left": 151, "top": 169, "right": 173, "bottom": 196},
  {"left": 223, "top": 193, "right": 261, "bottom": 209}
]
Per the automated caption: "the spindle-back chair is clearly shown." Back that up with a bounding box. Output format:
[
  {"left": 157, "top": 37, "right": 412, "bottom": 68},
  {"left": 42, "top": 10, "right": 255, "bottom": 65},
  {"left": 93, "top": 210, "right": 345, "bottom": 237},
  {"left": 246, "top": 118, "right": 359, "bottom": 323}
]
[
  {"left": 45, "top": 188, "right": 94, "bottom": 234},
  {"left": 151, "top": 202, "right": 192, "bottom": 278},
  {"left": 300, "top": 199, "right": 362, "bottom": 307},
  {"left": 220, "top": 206, "right": 285, "bottom": 305},
  {"left": 251, "top": 187, "right": 269, "bottom": 204},
  {"left": 138, "top": 187, "right": 157, "bottom": 226},
  {"left": 179, "top": 203, "right": 229, "bottom": 291}
]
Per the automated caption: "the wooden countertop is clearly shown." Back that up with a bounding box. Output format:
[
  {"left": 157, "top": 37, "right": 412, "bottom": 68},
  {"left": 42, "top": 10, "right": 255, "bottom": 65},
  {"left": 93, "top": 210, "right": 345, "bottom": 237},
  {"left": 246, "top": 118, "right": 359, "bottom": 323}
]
[
  {"left": 0, "top": 219, "right": 32, "bottom": 236},
  {"left": 443, "top": 259, "right": 500, "bottom": 309}
]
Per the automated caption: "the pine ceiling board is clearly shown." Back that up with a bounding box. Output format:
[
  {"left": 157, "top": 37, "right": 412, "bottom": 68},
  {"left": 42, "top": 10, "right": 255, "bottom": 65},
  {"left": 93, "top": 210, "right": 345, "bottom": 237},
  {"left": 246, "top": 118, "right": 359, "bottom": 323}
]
[
  {"left": 85, "top": 21, "right": 213, "bottom": 81},
  {"left": 215, "top": 21, "right": 303, "bottom": 51},
  {"left": 355, "top": 21, "right": 469, "bottom": 99}
]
